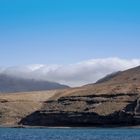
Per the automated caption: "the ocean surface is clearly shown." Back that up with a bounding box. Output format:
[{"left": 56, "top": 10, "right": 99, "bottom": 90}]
[{"left": 0, "top": 128, "right": 140, "bottom": 140}]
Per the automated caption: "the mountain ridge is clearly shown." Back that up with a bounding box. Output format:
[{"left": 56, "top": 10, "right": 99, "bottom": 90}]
[{"left": 0, "top": 73, "right": 69, "bottom": 93}]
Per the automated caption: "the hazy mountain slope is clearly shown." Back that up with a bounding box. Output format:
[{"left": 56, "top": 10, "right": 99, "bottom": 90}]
[
  {"left": 0, "top": 74, "right": 69, "bottom": 93},
  {"left": 95, "top": 71, "right": 121, "bottom": 84},
  {"left": 93, "top": 66, "right": 140, "bottom": 86},
  {"left": 51, "top": 66, "right": 140, "bottom": 99}
]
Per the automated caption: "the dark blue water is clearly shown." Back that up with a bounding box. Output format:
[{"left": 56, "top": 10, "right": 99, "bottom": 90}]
[{"left": 0, "top": 128, "right": 140, "bottom": 140}]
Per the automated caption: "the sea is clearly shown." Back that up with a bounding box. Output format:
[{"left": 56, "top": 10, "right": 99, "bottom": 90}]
[{"left": 0, "top": 128, "right": 140, "bottom": 140}]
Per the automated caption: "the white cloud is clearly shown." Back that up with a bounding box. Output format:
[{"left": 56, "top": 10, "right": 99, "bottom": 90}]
[{"left": 0, "top": 57, "right": 140, "bottom": 87}]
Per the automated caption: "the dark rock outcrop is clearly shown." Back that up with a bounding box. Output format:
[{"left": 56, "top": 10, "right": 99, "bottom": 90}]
[{"left": 19, "top": 93, "right": 140, "bottom": 127}]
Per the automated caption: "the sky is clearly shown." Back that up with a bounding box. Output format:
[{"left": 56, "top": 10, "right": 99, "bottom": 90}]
[{"left": 0, "top": 0, "right": 140, "bottom": 86}]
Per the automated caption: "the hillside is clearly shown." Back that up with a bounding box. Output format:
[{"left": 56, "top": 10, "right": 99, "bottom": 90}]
[
  {"left": 1, "top": 66, "right": 140, "bottom": 127},
  {"left": 0, "top": 90, "right": 61, "bottom": 126},
  {"left": 20, "top": 66, "right": 140, "bottom": 127},
  {"left": 0, "top": 74, "right": 69, "bottom": 93}
]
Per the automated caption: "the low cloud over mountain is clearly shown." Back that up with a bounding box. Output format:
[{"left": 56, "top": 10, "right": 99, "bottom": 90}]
[{"left": 1, "top": 58, "right": 140, "bottom": 87}]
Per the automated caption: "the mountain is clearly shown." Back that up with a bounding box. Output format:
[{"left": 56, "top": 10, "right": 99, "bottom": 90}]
[
  {"left": 0, "top": 74, "right": 69, "bottom": 93},
  {"left": 1, "top": 66, "right": 140, "bottom": 127},
  {"left": 20, "top": 65, "right": 140, "bottom": 127},
  {"left": 95, "top": 71, "right": 121, "bottom": 84},
  {"left": 95, "top": 66, "right": 140, "bottom": 85}
]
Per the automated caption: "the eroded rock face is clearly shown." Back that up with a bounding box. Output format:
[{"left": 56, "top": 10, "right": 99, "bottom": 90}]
[{"left": 19, "top": 93, "right": 140, "bottom": 126}]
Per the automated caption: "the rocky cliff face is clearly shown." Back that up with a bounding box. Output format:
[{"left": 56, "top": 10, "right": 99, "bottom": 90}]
[{"left": 19, "top": 93, "right": 140, "bottom": 126}]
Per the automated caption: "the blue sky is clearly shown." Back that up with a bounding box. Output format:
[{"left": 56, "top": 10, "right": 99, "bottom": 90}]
[{"left": 0, "top": 0, "right": 140, "bottom": 66}]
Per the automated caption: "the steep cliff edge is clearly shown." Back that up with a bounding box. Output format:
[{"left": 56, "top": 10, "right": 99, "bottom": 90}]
[{"left": 19, "top": 93, "right": 140, "bottom": 126}]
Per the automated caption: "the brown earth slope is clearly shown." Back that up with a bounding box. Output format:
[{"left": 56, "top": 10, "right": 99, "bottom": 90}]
[
  {"left": 1, "top": 66, "right": 140, "bottom": 127},
  {"left": 20, "top": 66, "right": 140, "bottom": 127},
  {"left": 0, "top": 90, "right": 61, "bottom": 126}
]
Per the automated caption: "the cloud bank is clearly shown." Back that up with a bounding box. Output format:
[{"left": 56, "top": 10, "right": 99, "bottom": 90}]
[{"left": 0, "top": 57, "right": 140, "bottom": 87}]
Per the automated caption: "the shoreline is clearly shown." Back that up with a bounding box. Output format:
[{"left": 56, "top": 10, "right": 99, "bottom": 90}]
[{"left": 1, "top": 125, "right": 140, "bottom": 129}]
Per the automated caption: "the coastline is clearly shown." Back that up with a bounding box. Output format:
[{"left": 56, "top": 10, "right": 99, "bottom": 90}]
[{"left": 1, "top": 124, "right": 140, "bottom": 129}]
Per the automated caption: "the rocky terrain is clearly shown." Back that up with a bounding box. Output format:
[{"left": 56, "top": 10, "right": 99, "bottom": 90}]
[{"left": 1, "top": 66, "right": 140, "bottom": 127}]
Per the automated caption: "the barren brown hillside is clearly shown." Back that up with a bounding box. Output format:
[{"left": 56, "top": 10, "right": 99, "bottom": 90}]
[
  {"left": 50, "top": 66, "right": 140, "bottom": 100},
  {"left": 0, "top": 90, "right": 62, "bottom": 126},
  {"left": 20, "top": 65, "right": 140, "bottom": 127},
  {"left": 1, "top": 66, "right": 140, "bottom": 127}
]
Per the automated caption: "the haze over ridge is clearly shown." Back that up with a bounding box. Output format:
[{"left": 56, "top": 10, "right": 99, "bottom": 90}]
[{"left": 1, "top": 57, "right": 140, "bottom": 87}]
